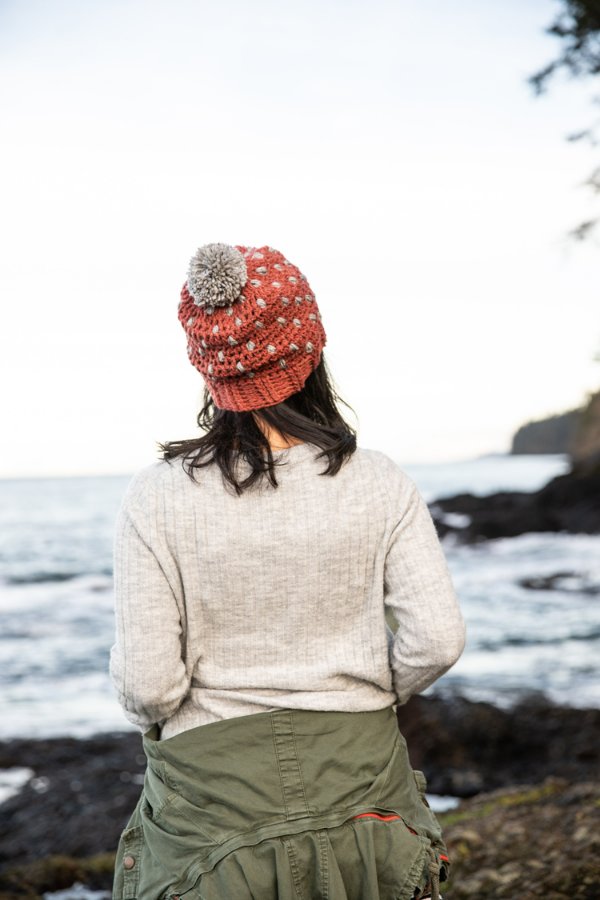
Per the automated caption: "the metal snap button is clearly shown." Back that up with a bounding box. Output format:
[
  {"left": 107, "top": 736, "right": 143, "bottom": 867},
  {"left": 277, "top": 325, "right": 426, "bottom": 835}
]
[{"left": 123, "top": 855, "right": 136, "bottom": 870}]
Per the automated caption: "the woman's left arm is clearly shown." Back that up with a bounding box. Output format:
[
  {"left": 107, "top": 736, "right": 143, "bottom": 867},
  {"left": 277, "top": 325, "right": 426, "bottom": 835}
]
[
  {"left": 109, "top": 498, "right": 190, "bottom": 733},
  {"left": 384, "top": 473, "right": 467, "bottom": 706}
]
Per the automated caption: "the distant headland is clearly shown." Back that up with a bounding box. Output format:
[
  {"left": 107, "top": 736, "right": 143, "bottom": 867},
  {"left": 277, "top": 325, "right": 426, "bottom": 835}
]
[
  {"left": 430, "top": 388, "right": 600, "bottom": 542},
  {"left": 510, "top": 388, "right": 600, "bottom": 470}
]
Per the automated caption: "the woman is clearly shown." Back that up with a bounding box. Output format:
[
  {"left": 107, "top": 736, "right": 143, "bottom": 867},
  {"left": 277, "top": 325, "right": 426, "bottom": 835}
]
[{"left": 109, "top": 242, "right": 466, "bottom": 900}]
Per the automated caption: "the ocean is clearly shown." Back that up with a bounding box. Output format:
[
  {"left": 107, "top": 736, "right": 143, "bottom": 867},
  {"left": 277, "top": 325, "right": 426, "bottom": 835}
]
[{"left": 1, "top": 451, "right": 598, "bottom": 748}]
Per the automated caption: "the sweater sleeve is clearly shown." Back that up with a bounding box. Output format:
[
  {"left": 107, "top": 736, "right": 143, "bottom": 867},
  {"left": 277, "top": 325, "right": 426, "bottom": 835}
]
[
  {"left": 384, "top": 472, "right": 466, "bottom": 706},
  {"left": 109, "top": 495, "right": 190, "bottom": 733}
]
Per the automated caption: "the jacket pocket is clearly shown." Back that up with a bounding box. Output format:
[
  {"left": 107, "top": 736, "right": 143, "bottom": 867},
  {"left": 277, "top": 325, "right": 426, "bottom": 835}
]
[
  {"left": 113, "top": 824, "right": 144, "bottom": 900},
  {"left": 340, "top": 809, "right": 431, "bottom": 900},
  {"left": 412, "top": 770, "right": 430, "bottom": 806},
  {"left": 411, "top": 770, "right": 450, "bottom": 885}
]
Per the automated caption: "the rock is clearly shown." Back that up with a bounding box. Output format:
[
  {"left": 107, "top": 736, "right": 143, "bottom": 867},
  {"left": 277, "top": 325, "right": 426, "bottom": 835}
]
[
  {"left": 438, "top": 776, "right": 600, "bottom": 898},
  {"left": 395, "top": 692, "right": 600, "bottom": 797},
  {"left": 517, "top": 570, "right": 600, "bottom": 594},
  {"left": 430, "top": 462, "right": 600, "bottom": 542},
  {"left": 0, "top": 853, "right": 114, "bottom": 899},
  {"left": 0, "top": 732, "right": 144, "bottom": 873}
]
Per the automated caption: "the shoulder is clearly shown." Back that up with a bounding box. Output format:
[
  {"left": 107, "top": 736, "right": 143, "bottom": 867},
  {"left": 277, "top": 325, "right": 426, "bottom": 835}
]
[
  {"left": 353, "top": 446, "right": 417, "bottom": 495},
  {"left": 117, "top": 458, "right": 183, "bottom": 517},
  {"left": 348, "top": 446, "right": 421, "bottom": 522}
]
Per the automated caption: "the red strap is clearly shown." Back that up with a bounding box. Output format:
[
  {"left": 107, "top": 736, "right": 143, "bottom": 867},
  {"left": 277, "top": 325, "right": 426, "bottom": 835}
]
[{"left": 351, "top": 812, "right": 401, "bottom": 822}]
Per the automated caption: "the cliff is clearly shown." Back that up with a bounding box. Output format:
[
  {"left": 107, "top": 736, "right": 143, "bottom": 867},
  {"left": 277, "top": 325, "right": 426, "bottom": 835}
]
[
  {"left": 510, "top": 388, "right": 600, "bottom": 473},
  {"left": 570, "top": 388, "right": 600, "bottom": 473},
  {"left": 510, "top": 406, "right": 582, "bottom": 454}
]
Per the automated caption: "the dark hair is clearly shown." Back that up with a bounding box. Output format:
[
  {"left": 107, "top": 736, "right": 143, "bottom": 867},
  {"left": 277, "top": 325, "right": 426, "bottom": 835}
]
[{"left": 157, "top": 352, "right": 358, "bottom": 495}]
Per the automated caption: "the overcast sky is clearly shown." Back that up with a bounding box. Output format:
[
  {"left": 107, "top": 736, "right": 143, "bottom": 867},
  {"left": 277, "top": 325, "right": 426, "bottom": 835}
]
[{"left": 1, "top": 0, "right": 598, "bottom": 477}]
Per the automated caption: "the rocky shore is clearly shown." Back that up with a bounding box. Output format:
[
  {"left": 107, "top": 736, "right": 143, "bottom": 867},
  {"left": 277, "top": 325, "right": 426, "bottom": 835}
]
[
  {"left": 438, "top": 776, "right": 600, "bottom": 898},
  {"left": 395, "top": 692, "right": 600, "bottom": 797},
  {"left": 430, "top": 460, "right": 600, "bottom": 543},
  {"left": 0, "top": 691, "right": 599, "bottom": 897}
]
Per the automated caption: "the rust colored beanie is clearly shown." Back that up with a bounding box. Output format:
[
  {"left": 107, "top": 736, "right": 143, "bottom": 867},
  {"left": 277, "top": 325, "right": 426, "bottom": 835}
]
[{"left": 178, "top": 243, "right": 327, "bottom": 412}]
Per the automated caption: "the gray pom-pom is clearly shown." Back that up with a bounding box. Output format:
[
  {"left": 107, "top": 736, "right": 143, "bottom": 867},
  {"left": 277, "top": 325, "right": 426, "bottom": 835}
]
[{"left": 187, "top": 243, "right": 247, "bottom": 308}]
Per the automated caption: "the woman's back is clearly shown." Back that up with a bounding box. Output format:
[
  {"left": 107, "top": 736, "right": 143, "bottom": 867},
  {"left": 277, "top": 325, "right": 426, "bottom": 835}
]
[{"left": 110, "top": 441, "right": 465, "bottom": 742}]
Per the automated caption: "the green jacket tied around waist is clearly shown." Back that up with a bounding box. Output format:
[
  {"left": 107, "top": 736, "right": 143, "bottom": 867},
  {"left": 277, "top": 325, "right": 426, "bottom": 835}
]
[{"left": 113, "top": 706, "right": 450, "bottom": 900}]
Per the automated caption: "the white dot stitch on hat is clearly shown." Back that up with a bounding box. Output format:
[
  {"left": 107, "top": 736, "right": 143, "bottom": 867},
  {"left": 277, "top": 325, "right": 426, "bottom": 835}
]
[
  {"left": 256, "top": 298, "right": 267, "bottom": 308},
  {"left": 235, "top": 317, "right": 242, "bottom": 326},
  {"left": 255, "top": 320, "right": 264, "bottom": 328},
  {"left": 212, "top": 324, "right": 219, "bottom": 334},
  {"left": 250, "top": 279, "right": 261, "bottom": 287},
  {"left": 293, "top": 318, "right": 301, "bottom": 327},
  {"left": 306, "top": 342, "right": 313, "bottom": 352},
  {"left": 236, "top": 361, "right": 246, "bottom": 372},
  {"left": 246, "top": 340, "right": 255, "bottom": 350},
  {"left": 272, "top": 281, "right": 281, "bottom": 288},
  {"left": 289, "top": 342, "right": 299, "bottom": 351},
  {"left": 288, "top": 276, "right": 297, "bottom": 283},
  {"left": 281, "top": 297, "right": 290, "bottom": 305},
  {"left": 267, "top": 344, "right": 276, "bottom": 353},
  {"left": 279, "top": 359, "right": 286, "bottom": 368},
  {"left": 276, "top": 317, "right": 286, "bottom": 325},
  {"left": 256, "top": 266, "right": 267, "bottom": 274}
]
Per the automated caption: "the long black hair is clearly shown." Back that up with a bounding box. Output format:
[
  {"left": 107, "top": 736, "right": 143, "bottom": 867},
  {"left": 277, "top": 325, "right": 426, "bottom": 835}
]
[{"left": 157, "top": 352, "right": 358, "bottom": 495}]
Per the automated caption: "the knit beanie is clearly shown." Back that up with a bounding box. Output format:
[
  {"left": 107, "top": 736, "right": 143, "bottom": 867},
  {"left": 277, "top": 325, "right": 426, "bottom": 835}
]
[{"left": 178, "top": 243, "right": 327, "bottom": 412}]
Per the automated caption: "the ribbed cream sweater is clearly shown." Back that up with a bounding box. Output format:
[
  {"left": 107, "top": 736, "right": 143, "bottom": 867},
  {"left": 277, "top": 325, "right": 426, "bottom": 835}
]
[{"left": 109, "top": 443, "right": 466, "bottom": 740}]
